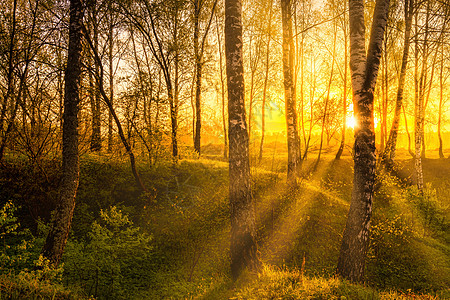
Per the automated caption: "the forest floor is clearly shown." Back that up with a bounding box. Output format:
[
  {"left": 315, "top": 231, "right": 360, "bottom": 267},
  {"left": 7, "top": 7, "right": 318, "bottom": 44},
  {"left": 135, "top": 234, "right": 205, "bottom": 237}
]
[{"left": 0, "top": 147, "right": 449, "bottom": 299}]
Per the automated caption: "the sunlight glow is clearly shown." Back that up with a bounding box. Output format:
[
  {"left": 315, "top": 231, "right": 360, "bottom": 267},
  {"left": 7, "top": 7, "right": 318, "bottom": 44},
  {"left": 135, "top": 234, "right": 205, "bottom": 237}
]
[{"left": 347, "top": 115, "right": 356, "bottom": 129}]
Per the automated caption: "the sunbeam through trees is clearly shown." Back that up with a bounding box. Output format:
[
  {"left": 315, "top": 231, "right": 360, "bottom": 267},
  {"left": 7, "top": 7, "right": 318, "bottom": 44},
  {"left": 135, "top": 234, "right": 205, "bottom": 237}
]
[{"left": 0, "top": 0, "right": 449, "bottom": 298}]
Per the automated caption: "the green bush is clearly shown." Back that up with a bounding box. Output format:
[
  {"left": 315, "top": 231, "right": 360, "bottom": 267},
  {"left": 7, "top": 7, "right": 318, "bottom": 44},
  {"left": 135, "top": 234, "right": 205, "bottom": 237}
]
[
  {"left": 0, "top": 201, "right": 88, "bottom": 299},
  {"left": 368, "top": 173, "right": 449, "bottom": 293},
  {"left": 367, "top": 215, "right": 420, "bottom": 290},
  {"left": 64, "top": 206, "right": 153, "bottom": 299},
  {"left": 0, "top": 200, "right": 40, "bottom": 275}
]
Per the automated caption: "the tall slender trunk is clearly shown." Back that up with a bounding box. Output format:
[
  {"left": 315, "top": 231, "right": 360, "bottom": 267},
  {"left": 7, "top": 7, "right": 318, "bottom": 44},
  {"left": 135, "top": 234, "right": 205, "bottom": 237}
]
[
  {"left": 193, "top": 0, "right": 218, "bottom": 155},
  {"left": 170, "top": 82, "right": 179, "bottom": 160},
  {"left": 225, "top": 0, "right": 257, "bottom": 280},
  {"left": 259, "top": 0, "right": 273, "bottom": 163},
  {"left": 381, "top": 0, "right": 413, "bottom": 165},
  {"left": 248, "top": 52, "right": 256, "bottom": 143},
  {"left": 419, "top": 1, "right": 430, "bottom": 160},
  {"left": 402, "top": 103, "right": 414, "bottom": 157},
  {"left": 216, "top": 15, "right": 228, "bottom": 159},
  {"left": 193, "top": 0, "right": 201, "bottom": 155},
  {"left": 0, "top": 0, "right": 17, "bottom": 162},
  {"left": 318, "top": 12, "right": 337, "bottom": 164},
  {"left": 303, "top": 52, "right": 316, "bottom": 160},
  {"left": 337, "top": 0, "right": 390, "bottom": 282},
  {"left": 300, "top": 34, "right": 306, "bottom": 152},
  {"left": 336, "top": 0, "right": 348, "bottom": 160},
  {"left": 438, "top": 39, "right": 444, "bottom": 159},
  {"left": 90, "top": 1, "right": 101, "bottom": 152},
  {"left": 247, "top": 34, "right": 261, "bottom": 145},
  {"left": 294, "top": 5, "right": 306, "bottom": 159},
  {"left": 380, "top": 33, "right": 388, "bottom": 154},
  {"left": 414, "top": 7, "right": 424, "bottom": 193},
  {"left": 107, "top": 2, "right": 114, "bottom": 153},
  {"left": 281, "top": 0, "right": 301, "bottom": 184},
  {"left": 42, "top": 0, "right": 83, "bottom": 266},
  {"left": 171, "top": 11, "right": 180, "bottom": 161}
]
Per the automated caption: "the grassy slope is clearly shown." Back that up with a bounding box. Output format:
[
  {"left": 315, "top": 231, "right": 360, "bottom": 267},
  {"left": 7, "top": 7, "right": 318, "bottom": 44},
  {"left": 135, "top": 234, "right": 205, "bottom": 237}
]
[
  {"left": 1, "top": 151, "right": 449, "bottom": 299},
  {"left": 157, "top": 154, "right": 450, "bottom": 299}
]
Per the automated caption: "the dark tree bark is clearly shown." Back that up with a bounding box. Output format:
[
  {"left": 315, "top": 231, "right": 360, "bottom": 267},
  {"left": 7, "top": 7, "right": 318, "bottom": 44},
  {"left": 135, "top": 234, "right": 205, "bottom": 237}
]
[
  {"left": 0, "top": 0, "right": 18, "bottom": 162},
  {"left": 193, "top": 0, "right": 218, "bottom": 155},
  {"left": 381, "top": 0, "right": 414, "bottom": 166},
  {"left": 42, "top": 0, "right": 84, "bottom": 266},
  {"left": 225, "top": 0, "right": 257, "bottom": 280},
  {"left": 337, "top": 0, "right": 389, "bottom": 282},
  {"left": 193, "top": 2, "right": 202, "bottom": 154},
  {"left": 89, "top": 1, "right": 101, "bottom": 152},
  {"left": 107, "top": 1, "right": 114, "bottom": 153},
  {"left": 281, "top": 0, "right": 301, "bottom": 185}
]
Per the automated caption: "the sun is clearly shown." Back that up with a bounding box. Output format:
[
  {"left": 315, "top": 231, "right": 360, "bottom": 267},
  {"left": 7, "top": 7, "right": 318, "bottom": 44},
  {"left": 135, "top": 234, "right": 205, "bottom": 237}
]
[{"left": 347, "top": 115, "right": 356, "bottom": 129}]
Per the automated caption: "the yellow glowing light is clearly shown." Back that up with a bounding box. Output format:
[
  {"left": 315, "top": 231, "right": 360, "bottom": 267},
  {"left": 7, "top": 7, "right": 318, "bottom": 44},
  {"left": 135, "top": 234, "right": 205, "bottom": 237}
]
[{"left": 347, "top": 115, "right": 356, "bottom": 129}]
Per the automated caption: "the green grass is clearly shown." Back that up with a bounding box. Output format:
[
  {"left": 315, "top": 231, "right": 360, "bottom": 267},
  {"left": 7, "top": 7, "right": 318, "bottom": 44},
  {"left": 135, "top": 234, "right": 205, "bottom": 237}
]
[
  {"left": 0, "top": 273, "right": 89, "bottom": 300},
  {"left": 0, "top": 150, "right": 449, "bottom": 299}
]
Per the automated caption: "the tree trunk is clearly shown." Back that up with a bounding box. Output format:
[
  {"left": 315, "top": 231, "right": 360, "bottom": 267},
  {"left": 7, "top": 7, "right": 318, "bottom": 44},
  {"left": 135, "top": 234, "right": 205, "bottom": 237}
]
[
  {"left": 193, "top": 0, "right": 202, "bottom": 155},
  {"left": 337, "top": 0, "right": 389, "bottom": 282},
  {"left": 414, "top": 8, "right": 424, "bottom": 193},
  {"left": 0, "top": 0, "right": 17, "bottom": 162},
  {"left": 225, "top": 0, "right": 257, "bottom": 280},
  {"left": 281, "top": 0, "right": 301, "bottom": 185},
  {"left": 248, "top": 57, "right": 256, "bottom": 144},
  {"left": 381, "top": 0, "right": 413, "bottom": 166},
  {"left": 259, "top": 0, "right": 273, "bottom": 163},
  {"left": 380, "top": 33, "right": 388, "bottom": 154},
  {"left": 318, "top": 11, "right": 337, "bottom": 165},
  {"left": 303, "top": 54, "right": 316, "bottom": 160},
  {"left": 419, "top": 1, "right": 430, "bottom": 160},
  {"left": 193, "top": 0, "right": 217, "bottom": 156},
  {"left": 107, "top": 2, "right": 114, "bottom": 153},
  {"left": 336, "top": 0, "right": 348, "bottom": 160},
  {"left": 438, "top": 38, "right": 444, "bottom": 159},
  {"left": 42, "top": 0, "right": 83, "bottom": 267},
  {"left": 90, "top": 1, "right": 102, "bottom": 152},
  {"left": 402, "top": 103, "right": 414, "bottom": 157},
  {"left": 216, "top": 15, "right": 228, "bottom": 159}
]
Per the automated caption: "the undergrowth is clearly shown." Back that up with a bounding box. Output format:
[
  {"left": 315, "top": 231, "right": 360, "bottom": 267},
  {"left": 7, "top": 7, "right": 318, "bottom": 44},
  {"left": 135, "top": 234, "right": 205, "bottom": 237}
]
[{"left": 0, "top": 155, "right": 448, "bottom": 299}]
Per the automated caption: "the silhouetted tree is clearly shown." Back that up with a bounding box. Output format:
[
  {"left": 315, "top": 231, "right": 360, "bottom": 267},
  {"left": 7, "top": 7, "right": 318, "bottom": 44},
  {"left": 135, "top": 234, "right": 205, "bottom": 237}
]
[{"left": 42, "top": 0, "right": 84, "bottom": 266}]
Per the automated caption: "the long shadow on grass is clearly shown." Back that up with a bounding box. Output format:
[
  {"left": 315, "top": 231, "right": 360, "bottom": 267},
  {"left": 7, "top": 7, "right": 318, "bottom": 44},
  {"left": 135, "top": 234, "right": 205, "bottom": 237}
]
[{"left": 256, "top": 159, "right": 350, "bottom": 277}]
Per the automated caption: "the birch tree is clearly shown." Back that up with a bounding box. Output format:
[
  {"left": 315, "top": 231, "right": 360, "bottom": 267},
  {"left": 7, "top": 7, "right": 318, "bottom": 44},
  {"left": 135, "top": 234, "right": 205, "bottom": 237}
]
[
  {"left": 281, "top": 0, "right": 301, "bottom": 185},
  {"left": 381, "top": 0, "right": 414, "bottom": 166},
  {"left": 225, "top": 0, "right": 257, "bottom": 279},
  {"left": 337, "top": 0, "right": 390, "bottom": 282}
]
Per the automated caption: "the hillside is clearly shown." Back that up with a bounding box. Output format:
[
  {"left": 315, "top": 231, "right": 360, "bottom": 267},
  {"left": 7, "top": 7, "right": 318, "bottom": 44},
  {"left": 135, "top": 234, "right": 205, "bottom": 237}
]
[{"left": 0, "top": 153, "right": 449, "bottom": 299}]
